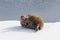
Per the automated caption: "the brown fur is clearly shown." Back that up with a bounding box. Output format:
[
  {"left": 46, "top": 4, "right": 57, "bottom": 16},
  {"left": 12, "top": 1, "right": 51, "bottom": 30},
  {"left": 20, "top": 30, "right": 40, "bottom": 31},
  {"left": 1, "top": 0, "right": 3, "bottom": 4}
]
[{"left": 20, "top": 14, "right": 44, "bottom": 31}]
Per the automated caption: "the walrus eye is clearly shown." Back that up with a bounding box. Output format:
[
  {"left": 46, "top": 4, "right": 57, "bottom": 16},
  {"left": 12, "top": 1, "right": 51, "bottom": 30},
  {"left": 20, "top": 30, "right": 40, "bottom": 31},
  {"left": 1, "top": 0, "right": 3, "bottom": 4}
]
[{"left": 21, "top": 16, "right": 24, "bottom": 18}]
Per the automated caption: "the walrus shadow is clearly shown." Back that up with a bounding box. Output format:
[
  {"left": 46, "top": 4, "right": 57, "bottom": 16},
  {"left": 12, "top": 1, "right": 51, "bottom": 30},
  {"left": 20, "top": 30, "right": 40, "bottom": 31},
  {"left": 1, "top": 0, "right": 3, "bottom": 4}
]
[{"left": 2, "top": 26, "right": 37, "bottom": 33}]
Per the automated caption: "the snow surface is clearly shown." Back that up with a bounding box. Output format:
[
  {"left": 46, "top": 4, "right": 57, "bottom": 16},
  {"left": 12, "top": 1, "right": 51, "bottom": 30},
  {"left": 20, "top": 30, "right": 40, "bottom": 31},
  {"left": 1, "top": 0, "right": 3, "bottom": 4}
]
[{"left": 0, "top": 20, "right": 60, "bottom": 40}]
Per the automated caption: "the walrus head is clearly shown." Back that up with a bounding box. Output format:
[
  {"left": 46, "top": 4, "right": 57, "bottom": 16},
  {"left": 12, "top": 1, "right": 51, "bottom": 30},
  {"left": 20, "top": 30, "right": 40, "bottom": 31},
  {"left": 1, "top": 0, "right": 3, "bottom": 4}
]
[{"left": 20, "top": 14, "right": 32, "bottom": 26}]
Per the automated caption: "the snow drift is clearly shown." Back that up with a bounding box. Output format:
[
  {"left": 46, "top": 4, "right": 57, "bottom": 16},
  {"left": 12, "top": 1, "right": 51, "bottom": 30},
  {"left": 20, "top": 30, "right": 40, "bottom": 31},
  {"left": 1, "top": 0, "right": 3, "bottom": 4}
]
[{"left": 0, "top": 20, "right": 60, "bottom": 40}]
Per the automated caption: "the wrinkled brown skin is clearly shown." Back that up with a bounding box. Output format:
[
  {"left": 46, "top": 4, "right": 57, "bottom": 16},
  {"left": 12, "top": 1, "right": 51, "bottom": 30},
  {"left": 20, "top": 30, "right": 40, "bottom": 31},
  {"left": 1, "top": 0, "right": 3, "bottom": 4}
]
[{"left": 20, "top": 14, "right": 44, "bottom": 31}]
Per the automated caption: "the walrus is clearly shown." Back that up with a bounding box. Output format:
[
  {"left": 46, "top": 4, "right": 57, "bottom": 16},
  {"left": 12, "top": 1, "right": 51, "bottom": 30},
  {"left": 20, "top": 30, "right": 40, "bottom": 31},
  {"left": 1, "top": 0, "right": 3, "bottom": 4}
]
[{"left": 20, "top": 14, "right": 44, "bottom": 31}]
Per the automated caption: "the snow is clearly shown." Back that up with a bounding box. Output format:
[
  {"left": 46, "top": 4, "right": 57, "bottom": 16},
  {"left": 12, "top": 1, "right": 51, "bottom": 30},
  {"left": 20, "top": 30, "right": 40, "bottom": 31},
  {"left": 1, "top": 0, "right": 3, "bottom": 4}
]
[{"left": 0, "top": 20, "right": 60, "bottom": 40}]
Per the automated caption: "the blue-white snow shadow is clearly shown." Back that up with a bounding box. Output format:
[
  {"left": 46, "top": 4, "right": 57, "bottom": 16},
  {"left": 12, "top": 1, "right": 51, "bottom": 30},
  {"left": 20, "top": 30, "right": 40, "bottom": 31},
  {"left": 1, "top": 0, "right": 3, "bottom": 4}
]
[{"left": 3, "top": 26, "right": 37, "bottom": 33}]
